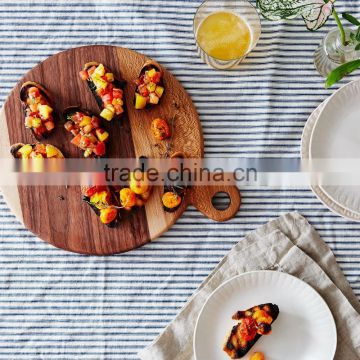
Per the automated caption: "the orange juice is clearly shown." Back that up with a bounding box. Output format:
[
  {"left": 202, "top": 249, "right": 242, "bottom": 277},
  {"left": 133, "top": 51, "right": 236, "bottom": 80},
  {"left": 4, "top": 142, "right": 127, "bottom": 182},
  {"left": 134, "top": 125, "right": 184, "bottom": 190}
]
[{"left": 196, "top": 11, "right": 251, "bottom": 61}]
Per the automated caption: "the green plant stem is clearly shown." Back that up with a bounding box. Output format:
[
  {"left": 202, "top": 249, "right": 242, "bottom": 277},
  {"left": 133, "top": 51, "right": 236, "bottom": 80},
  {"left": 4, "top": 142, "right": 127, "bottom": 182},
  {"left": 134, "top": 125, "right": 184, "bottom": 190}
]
[{"left": 333, "top": 8, "right": 347, "bottom": 46}]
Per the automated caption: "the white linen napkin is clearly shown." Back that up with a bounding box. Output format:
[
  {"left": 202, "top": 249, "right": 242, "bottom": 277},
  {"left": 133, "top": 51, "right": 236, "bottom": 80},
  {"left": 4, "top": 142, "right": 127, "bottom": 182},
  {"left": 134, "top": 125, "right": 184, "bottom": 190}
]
[{"left": 138, "top": 212, "right": 360, "bottom": 360}]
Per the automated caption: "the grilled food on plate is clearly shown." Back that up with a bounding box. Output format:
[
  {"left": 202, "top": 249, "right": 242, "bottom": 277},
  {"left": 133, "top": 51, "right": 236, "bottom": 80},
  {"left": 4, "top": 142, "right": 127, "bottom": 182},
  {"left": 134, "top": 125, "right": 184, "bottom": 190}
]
[
  {"left": 64, "top": 107, "right": 109, "bottom": 158},
  {"left": 11, "top": 143, "right": 64, "bottom": 159},
  {"left": 134, "top": 60, "right": 164, "bottom": 109},
  {"left": 81, "top": 186, "right": 119, "bottom": 227},
  {"left": 223, "top": 303, "right": 279, "bottom": 359},
  {"left": 79, "top": 62, "right": 125, "bottom": 121},
  {"left": 20, "top": 82, "right": 56, "bottom": 140}
]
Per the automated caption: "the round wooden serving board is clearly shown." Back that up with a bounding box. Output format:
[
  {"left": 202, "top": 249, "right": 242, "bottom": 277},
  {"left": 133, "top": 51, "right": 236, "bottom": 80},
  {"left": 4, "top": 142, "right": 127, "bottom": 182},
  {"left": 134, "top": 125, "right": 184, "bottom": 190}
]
[{"left": 0, "top": 45, "right": 241, "bottom": 255}]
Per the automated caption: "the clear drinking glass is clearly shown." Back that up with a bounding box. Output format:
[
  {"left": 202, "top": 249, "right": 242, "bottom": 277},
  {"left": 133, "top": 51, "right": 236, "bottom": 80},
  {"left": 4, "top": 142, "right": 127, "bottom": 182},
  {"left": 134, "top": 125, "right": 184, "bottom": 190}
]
[{"left": 193, "top": 0, "right": 261, "bottom": 70}]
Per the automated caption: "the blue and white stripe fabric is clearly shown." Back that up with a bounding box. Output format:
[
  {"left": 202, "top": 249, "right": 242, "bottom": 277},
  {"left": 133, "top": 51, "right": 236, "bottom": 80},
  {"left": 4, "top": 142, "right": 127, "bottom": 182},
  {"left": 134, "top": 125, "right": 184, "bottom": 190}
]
[{"left": 0, "top": 1, "right": 359, "bottom": 359}]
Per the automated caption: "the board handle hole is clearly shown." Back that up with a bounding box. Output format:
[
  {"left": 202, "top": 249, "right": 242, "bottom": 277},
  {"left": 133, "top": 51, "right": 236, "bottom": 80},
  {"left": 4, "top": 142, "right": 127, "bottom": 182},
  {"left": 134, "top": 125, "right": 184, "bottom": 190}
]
[{"left": 211, "top": 192, "right": 231, "bottom": 211}]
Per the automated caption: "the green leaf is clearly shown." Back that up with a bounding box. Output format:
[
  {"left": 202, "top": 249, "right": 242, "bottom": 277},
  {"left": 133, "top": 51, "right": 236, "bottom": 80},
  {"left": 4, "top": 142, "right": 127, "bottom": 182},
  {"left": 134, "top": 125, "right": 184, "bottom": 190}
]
[
  {"left": 257, "top": 0, "right": 334, "bottom": 30},
  {"left": 342, "top": 12, "right": 360, "bottom": 26},
  {"left": 356, "top": 27, "right": 360, "bottom": 41},
  {"left": 355, "top": 43, "right": 360, "bottom": 51},
  {"left": 325, "top": 59, "right": 360, "bottom": 88}
]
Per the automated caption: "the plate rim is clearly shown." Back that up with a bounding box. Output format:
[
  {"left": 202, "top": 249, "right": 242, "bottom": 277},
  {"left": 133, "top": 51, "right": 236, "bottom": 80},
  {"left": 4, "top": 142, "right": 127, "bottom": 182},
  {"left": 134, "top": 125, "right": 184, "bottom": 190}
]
[{"left": 193, "top": 270, "right": 337, "bottom": 360}]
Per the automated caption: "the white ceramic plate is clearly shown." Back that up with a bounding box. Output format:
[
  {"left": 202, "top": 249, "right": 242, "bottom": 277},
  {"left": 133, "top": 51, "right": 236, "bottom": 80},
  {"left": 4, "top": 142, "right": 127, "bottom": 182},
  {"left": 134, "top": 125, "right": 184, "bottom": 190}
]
[
  {"left": 194, "top": 271, "right": 337, "bottom": 360},
  {"left": 309, "top": 79, "right": 360, "bottom": 216},
  {"left": 301, "top": 98, "right": 360, "bottom": 221}
]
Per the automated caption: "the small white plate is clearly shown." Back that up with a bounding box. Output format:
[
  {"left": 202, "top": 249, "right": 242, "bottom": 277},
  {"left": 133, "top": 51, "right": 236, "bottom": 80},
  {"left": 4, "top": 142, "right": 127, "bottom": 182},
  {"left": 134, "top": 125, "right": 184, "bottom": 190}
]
[
  {"left": 310, "top": 79, "right": 360, "bottom": 216},
  {"left": 193, "top": 271, "right": 337, "bottom": 360},
  {"left": 301, "top": 98, "right": 360, "bottom": 221}
]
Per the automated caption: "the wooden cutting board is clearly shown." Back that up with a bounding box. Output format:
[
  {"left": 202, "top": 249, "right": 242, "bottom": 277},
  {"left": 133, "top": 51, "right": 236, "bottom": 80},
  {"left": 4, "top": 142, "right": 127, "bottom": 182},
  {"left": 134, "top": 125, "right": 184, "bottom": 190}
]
[{"left": 0, "top": 45, "right": 241, "bottom": 255}]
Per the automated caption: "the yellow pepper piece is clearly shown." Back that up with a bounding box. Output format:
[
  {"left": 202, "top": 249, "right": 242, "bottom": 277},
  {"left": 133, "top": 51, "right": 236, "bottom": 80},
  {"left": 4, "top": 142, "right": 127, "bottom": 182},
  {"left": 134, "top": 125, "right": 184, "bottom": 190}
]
[
  {"left": 100, "top": 108, "right": 115, "bottom": 121},
  {"left": 155, "top": 85, "right": 164, "bottom": 98},
  {"left": 18, "top": 144, "right": 33, "bottom": 158},
  {"left": 105, "top": 72, "right": 114, "bottom": 82},
  {"left": 38, "top": 104, "right": 53, "bottom": 120},
  {"left": 79, "top": 116, "right": 92, "bottom": 127},
  {"left": 135, "top": 93, "right": 147, "bottom": 109},
  {"left": 96, "top": 129, "right": 109, "bottom": 142}
]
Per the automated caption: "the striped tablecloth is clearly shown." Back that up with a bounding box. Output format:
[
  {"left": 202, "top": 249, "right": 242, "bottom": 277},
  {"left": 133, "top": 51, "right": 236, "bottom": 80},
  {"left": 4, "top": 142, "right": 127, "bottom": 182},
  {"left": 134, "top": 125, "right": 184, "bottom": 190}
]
[{"left": 0, "top": 1, "right": 359, "bottom": 359}]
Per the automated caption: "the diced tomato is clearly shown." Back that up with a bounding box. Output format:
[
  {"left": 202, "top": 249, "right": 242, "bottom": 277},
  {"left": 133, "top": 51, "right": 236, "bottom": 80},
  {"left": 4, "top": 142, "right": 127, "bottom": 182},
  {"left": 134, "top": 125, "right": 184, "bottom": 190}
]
[
  {"left": 101, "top": 93, "right": 113, "bottom": 106},
  {"left": 93, "top": 142, "right": 106, "bottom": 156},
  {"left": 44, "top": 121, "right": 55, "bottom": 132},
  {"left": 64, "top": 121, "right": 74, "bottom": 132},
  {"left": 138, "top": 84, "right": 149, "bottom": 97},
  {"left": 28, "top": 87, "right": 40, "bottom": 98},
  {"left": 71, "top": 134, "right": 82, "bottom": 147},
  {"left": 82, "top": 186, "right": 98, "bottom": 198},
  {"left": 91, "top": 117, "right": 100, "bottom": 129},
  {"left": 80, "top": 136, "right": 91, "bottom": 149},
  {"left": 79, "top": 70, "right": 89, "bottom": 81},
  {"left": 106, "top": 83, "right": 114, "bottom": 92},
  {"left": 151, "top": 72, "right": 161, "bottom": 84},
  {"left": 71, "top": 129, "right": 79, "bottom": 136},
  {"left": 112, "top": 88, "right": 123, "bottom": 99},
  {"left": 88, "top": 66, "right": 96, "bottom": 76},
  {"left": 97, "top": 88, "right": 107, "bottom": 97},
  {"left": 72, "top": 112, "right": 83, "bottom": 123},
  {"left": 114, "top": 104, "right": 123, "bottom": 114},
  {"left": 239, "top": 317, "right": 257, "bottom": 342}
]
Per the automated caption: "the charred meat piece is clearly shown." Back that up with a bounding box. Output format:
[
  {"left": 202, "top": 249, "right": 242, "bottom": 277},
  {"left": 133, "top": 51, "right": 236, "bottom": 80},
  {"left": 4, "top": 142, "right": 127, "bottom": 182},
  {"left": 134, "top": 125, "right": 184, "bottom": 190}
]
[
  {"left": 10, "top": 143, "right": 64, "bottom": 159},
  {"left": 134, "top": 60, "right": 164, "bottom": 109},
  {"left": 81, "top": 185, "right": 119, "bottom": 227},
  {"left": 79, "top": 62, "right": 126, "bottom": 121},
  {"left": 224, "top": 303, "right": 279, "bottom": 359},
  {"left": 20, "top": 81, "right": 56, "bottom": 140},
  {"left": 63, "top": 107, "right": 109, "bottom": 158}
]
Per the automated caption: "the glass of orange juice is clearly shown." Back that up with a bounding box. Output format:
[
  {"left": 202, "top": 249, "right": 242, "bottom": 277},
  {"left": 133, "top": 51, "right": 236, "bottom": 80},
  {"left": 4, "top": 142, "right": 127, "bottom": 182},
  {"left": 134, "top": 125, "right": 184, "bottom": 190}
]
[{"left": 194, "top": 0, "right": 261, "bottom": 69}]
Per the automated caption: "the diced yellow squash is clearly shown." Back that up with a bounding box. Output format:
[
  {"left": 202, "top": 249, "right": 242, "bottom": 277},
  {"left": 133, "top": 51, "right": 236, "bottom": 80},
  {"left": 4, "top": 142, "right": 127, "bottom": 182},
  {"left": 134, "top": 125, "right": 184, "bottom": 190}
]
[
  {"left": 92, "top": 76, "right": 107, "bottom": 90},
  {"left": 147, "top": 68, "right": 156, "bottom": 78},
  {"left": 38, "top": 104, "right": 53, "bottom": 120},
  {"left": 112, "top": 98, "right": 123, "bottom": 106},
  {"left": 147, "top": 82, "right": 156, "bottom": 92},
  {"left": 32, "top": 117, "right": 42, "bottom": 128},
  {"left": 105, "top": 104, "right": 115, "bottom": 112},
  {"left": 96, "top": 130, "right": 109, "bottom": 142},
  {"left": 94, "top": 63, "right": 105, "bottom": 77},
  {"left": 105, "top": 72, "right": 114, "bottom": 82},
  {"left": 45, "top": 144, "right": 59, "bottom": 158},
  {"left": 18, "top": 144, "right": 33, "bottom": 158},
  {"left": 100, "top": 108, "right": 115, "bottom": 121},
  {"left": 135, "top": 93, "right": 147, "bottom": 109},
  {"left": 155, "top": 85, "right": 164, "bottom": 98},
  {"left": 79, "top": 116, "right": 92, "bottom": 127}
]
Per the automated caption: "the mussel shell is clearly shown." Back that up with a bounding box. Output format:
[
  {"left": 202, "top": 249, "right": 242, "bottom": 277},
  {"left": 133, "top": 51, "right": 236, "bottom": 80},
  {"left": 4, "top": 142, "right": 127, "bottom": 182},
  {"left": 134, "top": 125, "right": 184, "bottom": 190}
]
[
  {"left": 135, "top": 60, "right": 165, "bottom": 110},
  {"left": 20, "top": 81, "right": 53, "bottom": 105},
  {"left": 10, "top": 143, "right": 26, "bottom": 158}
]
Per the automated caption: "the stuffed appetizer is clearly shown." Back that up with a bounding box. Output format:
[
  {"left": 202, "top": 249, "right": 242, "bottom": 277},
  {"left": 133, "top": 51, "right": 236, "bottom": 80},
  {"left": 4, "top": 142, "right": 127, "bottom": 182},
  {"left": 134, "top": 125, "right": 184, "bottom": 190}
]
[
  {"left": 64, "top": 107, "right": 109, "bottom": 158},
  {"left": 223, "top": 303, "right": 279, "bottom": 359},
  {"left": 151, "top": 118, "right": 171, "bottom": 141},
  {"left": 81, "top": 186, "right": 119, "bottom": 227},
  {"left": 20, "top": 82, "right": 55, "bottom": 140},
  {"left": 118, "top": 171, "right": 152, "bottom": 210},
  {"left": 79, "top": 62, "right": 125, "bottom": 121},
  {"left": 134, "top": 60, "right": 164, "bottom": 109},
  {"left": 11, "top": 143, "right": 64, "bottom": 159}
]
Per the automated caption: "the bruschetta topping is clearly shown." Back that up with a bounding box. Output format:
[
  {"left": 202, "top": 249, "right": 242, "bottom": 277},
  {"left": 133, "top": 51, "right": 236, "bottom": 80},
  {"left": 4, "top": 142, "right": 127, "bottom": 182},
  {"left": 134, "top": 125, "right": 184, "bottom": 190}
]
[
  {"left": 135, "top": 61, "right": 164, "bottom": 109},
  {"left": 11, "top": 143, "right": 64, "bottom": 159},
  {"left": 20, "top": 82, "right": 55, "bottom": 139},
  {"left": 64, "top": 107, "right": 109, "bottom": 158},
  {"left": 80, "top": 63, "right": 125, "bottom": 121}
]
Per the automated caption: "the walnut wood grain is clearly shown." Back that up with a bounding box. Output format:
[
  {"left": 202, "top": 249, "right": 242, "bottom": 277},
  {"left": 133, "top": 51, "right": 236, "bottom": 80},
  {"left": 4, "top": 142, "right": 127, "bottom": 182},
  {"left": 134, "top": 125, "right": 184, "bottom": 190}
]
[{"left": 0, "top": 45, "right": 241, "bottom": 255}]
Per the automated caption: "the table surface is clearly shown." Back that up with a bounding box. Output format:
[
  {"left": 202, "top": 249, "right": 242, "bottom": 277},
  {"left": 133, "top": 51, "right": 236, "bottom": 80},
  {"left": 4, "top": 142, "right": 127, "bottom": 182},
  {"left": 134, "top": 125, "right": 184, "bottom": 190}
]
[{"left": 0, "top": 1, "right": 359, "bottom": 359}]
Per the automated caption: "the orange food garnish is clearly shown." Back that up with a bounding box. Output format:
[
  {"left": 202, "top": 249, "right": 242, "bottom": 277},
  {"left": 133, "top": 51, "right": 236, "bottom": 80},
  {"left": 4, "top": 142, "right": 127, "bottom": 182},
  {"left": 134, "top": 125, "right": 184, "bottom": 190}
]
[
  {"left": 151, "top": 118, "right": 171, "bottom": 141},
  {"left": 162, "top": 191, "right": 182, "bottom": 209},
  {"left": 120, "top": 188, "right": 137, "bottom": 209},
  {"left": 99, "top": 208, "right": 118, "bottom": 224}
]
